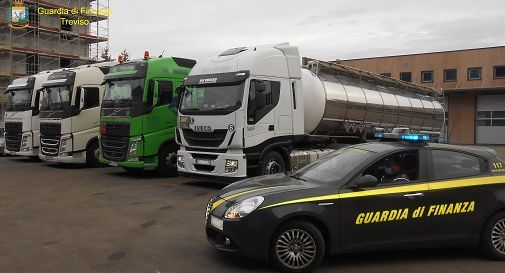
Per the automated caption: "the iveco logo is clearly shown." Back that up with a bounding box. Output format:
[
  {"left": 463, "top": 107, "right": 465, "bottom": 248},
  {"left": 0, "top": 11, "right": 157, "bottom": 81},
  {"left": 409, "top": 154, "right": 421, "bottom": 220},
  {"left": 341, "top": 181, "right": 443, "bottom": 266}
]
[
  {"left": 199, "top": 78, "right": 217, "bottom": 84},
  {"left": 194, "top": 125, "right": 212, "bottom": 132}
]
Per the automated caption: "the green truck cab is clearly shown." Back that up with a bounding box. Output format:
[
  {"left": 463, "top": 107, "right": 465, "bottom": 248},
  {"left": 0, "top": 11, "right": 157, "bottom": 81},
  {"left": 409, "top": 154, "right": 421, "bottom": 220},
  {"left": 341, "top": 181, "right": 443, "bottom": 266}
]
[{"left": 99, "top": 56, "right": 195, "bottom": 176}]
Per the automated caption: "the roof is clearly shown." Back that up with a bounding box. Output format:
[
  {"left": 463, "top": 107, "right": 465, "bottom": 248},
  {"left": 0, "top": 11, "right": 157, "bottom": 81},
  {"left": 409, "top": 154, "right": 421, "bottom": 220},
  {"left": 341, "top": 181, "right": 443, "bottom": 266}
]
[{"left": 340, "top": 45, "right": 505, "bottom": 62}]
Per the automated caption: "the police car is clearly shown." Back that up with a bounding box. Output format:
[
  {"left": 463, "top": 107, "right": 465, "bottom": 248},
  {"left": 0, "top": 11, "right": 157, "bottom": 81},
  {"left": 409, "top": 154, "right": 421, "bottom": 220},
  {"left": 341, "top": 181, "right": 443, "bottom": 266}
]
[{"left": 205, "top": 133, "right": 505, "bottom": 273}]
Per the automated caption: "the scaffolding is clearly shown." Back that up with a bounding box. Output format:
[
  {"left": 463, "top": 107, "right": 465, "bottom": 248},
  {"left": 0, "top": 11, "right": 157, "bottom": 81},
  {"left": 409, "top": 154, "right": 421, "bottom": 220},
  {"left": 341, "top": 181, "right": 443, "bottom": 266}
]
[{"left": 0, "top": 0, "right": 110, "bottom": 116}]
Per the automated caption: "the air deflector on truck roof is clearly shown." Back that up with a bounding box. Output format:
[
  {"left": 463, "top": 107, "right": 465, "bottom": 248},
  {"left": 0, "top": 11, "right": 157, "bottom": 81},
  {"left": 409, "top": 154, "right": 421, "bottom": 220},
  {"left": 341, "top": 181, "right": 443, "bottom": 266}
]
[{"left": 219, "top": 47, "right": 248, "bottom": 56}]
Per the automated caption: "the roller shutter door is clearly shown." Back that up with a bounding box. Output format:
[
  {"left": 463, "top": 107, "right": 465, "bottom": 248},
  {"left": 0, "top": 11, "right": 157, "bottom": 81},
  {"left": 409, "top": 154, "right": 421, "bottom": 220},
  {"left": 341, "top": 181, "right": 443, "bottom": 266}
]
[{"left": 476, "top": 95, "right": 505, "bottom": 144}]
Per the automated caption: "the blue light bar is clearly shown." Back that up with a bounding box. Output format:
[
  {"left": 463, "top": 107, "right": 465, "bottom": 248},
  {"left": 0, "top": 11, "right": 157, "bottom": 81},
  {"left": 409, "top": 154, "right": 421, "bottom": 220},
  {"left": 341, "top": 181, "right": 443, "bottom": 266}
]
[{"left": 401, "top": 134, "right": 430, "bottom": 141}]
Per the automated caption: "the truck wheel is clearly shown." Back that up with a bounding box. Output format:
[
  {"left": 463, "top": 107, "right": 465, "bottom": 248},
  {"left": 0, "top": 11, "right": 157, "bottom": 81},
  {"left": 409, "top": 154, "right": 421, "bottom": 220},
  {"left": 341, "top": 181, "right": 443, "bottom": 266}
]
[
  {"left": 86, "top": 141, "right": 101, "bottom": 168},
  {"left": 259, "top": 151, "right": 286, "bottom": 175},
  {"left": 480, "top": 212, "right": 505, "bottom": 260},
  {"left": 157, "top": 144, "right": 178, "bottom": 177},
  {"left": 270, "top": 221, "right": 325, "bottom": 273}
]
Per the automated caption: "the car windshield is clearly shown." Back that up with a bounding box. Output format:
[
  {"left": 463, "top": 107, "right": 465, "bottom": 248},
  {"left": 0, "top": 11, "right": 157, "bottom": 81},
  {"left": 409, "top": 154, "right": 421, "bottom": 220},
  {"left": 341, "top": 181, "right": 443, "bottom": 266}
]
[
  {"left": 293, "top": 148, "right": 374, "bottom": 184},
  {"left": 7, "top": 88, "right": 32, "bottom": 110},
  {"left": 103, "top": 78, "right": 144, "bottom": 105},
  {"left": 179, "top": 83, "right": 244, "bottom": 114},
  {"left": 41, "top": 85, "right": 72, "bottom": 109}
]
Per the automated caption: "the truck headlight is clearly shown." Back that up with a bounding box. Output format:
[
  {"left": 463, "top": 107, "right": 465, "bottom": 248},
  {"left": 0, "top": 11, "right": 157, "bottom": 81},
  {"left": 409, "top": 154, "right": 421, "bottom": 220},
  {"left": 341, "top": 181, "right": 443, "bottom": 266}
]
[
  {"left": 128, "top": 137, "right": 141, "bottom": 157},
  {"left": 60, "top": 136, "right": 72, "bottom": 153},
  {"left": 224, "top": 196, "right": 264, "bottom": 219},
  {"left": 225, "top": 159, "right": 238, "bottom": 173},
  {"left": 177, "top": 155, "right": 185, "bottom": 168},
  {"left": 21, "top": 134, "right": 31, "bottom": 149}
]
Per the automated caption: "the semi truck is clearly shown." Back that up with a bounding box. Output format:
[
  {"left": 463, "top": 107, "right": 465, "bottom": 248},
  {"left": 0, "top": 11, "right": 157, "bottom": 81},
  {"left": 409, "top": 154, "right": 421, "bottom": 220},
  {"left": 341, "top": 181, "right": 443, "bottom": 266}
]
[
  {"left": 38, "top": 61, "right": 117, "bottom": 166},
  {"left": 3, "top": 70, "right": 60, "bottom": 157},
  {"left": 99, "top": 54, "right": 195, "bottom": 176},
  {"left": 176, "top": 43, "right": 444, "bottom": 181}
]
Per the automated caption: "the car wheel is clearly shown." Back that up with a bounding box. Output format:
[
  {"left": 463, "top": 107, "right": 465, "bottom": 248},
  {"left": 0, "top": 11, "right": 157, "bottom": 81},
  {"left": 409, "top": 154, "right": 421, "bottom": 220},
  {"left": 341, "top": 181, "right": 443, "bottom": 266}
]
[
  {"left": 86, "top": 141, "right": 102, "bottom": 168},
  {"left": 260, "top": 151, "right": 285, "bottom": 175},
  {"left": 156, "top": 144, "right": 178, "bottom": 177},
  {"left": 270, "top": 221, "right": 325, "bottom": 273},
  {"left": 481, "top": 212, "right": 505, "bottom": 260}
]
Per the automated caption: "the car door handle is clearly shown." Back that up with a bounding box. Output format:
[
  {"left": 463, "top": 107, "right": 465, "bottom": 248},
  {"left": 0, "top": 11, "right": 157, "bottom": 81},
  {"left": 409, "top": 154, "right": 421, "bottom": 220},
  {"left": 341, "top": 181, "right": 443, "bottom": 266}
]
[
  {"left": 403, "top": 193, "right": 424, "bottom": 198},
  {"left": 268, "top": 125, "right": 274, "bottom": 131}
]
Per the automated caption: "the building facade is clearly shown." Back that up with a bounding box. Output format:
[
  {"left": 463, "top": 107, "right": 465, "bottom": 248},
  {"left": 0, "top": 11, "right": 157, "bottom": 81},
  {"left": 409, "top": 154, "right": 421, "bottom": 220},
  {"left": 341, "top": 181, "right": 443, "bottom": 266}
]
[
  {"left": 340, "top": 46, "right": 505, "bottom": 145},
  {"left": 0, "top": 0, "right": 109, "bottom": 123}
]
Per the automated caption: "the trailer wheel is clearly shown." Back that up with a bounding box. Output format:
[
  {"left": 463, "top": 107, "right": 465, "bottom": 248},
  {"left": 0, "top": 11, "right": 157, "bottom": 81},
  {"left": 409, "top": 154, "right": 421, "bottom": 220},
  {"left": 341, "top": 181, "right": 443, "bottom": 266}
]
[
  {"left": 259, "top": 151, "right": 286, "bottom": 175},
  {"left": 86, "top": 141, "right": 102, "bottom": 168},
  {"left": 157, "top": 144, "right": 178, "bottom": 177}
]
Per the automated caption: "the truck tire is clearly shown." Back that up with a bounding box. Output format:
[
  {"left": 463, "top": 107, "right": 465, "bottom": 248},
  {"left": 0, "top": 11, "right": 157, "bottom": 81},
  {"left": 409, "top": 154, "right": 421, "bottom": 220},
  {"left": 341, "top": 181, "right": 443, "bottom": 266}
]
[
  {"left": 480, "top": 212, "right": 505, "bottom": 260},
  {"left": 157, "top": 144, "right": 178, "bottom": 177},
  {"left": 259, "top": 151, "right": 286, "bottom": 175},
  {"left": 86, "top": 141, "right": 101, "bottom": 168},
  {"left": 270, "top": 221, "right": 325, "bottom": 273}
]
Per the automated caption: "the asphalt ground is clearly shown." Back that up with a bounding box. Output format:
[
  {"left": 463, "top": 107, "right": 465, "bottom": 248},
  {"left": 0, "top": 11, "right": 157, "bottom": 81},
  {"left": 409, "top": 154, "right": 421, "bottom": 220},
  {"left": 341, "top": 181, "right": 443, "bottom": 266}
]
[{"left": 1, "top": 148, "right": 505, "bottom": 273}]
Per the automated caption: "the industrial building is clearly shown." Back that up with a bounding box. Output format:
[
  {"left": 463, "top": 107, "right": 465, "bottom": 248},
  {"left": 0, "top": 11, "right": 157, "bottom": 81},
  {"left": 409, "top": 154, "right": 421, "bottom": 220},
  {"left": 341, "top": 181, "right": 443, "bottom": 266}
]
[
  {"left": 340, "top": 46, "right": 505, "bottom": 145},
  {"left": 0, "top": 0, "right": 109, "bottom": 123}
]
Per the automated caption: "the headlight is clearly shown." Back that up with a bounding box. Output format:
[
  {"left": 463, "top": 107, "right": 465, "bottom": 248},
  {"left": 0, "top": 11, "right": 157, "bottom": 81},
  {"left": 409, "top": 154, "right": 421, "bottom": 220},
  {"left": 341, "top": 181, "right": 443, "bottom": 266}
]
[
  {"left": 177, "top": 155, "right": 185, "bottom": 168},
  {"left": 21, "top": 134, "right": 30, "bottom": 148},
  {"left": 224, "top": 196, "right": 264, "bottom": 219},
  {"left": 128, "top": 137, "right": 141, "bottom": 157},
  {"left": 225, "top": 159, "right": 238, "bottom": 173},
  {"left": 60, "top": 136, "right": 72, "bottom": 153}
]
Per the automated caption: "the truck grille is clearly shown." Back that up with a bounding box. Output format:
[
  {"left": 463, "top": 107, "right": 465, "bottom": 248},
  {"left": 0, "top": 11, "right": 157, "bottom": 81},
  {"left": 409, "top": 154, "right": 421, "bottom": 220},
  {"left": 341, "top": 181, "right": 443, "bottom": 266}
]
[
  {"left": 101, "top": 135, "right": 129, "bottom": 161},
  {"left": 5, "top": 133, "right": 21, "bottom": 152},
  {"left": 182, "top": 129, "right": 227, "bottom": 147},
  {"left": 40, "top": 123, "right": 61, "bottom": 135},
  {"left": 5, "top": 122, "right": 22, "bottom": 133},
  {"left": 40, "top": 135, "right": 60, "bottom": 156}
]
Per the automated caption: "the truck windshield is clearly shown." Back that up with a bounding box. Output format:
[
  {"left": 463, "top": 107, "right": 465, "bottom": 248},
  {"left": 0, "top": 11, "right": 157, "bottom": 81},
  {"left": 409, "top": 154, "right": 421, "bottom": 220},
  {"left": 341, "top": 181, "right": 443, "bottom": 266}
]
[
  {"left": 179, "top": 83, "right": 244, "bottom": 115},
  {"left": 41, "top": 86, "right": 72, "bottom": 109},
  {"left": 103, "top": 78, "right": 144, "bottom": 105},
  {"left": 292, "top": 148, "right": 373, "bottom": 184},
  {"left": 7, "top": 89, "right": 32, "bottom": 111}
]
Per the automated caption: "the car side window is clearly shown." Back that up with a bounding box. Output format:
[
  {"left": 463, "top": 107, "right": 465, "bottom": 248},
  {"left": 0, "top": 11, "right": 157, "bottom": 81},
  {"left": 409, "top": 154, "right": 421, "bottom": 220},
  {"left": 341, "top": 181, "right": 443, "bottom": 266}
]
[
  {"left": 363, "top": 150, "right": 420, "bottom": 185},
  {"left": 158, "top": 81, "right": 173, "bottom": 105},
  {"left": 247, "top": 80, "right": 280, "bottom": 124},
  {"left": 432, "top": 150, "right": 484, "bottom": 180}
]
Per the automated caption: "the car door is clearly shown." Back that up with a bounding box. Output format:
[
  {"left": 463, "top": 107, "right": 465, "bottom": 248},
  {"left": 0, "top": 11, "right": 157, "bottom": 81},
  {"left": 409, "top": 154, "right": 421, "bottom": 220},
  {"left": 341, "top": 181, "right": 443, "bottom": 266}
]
[
  {"left": 72, "top": 85, "right": 101, "bottom": 152},
  {"left": 423, "top": 149, "right": 494, "bottom": 244},
  {"left": 244, "top": 79, "right": 279, "bottom": 146},
  {"left": 339, "top": 148, "right": 429, "bottom": 251}
]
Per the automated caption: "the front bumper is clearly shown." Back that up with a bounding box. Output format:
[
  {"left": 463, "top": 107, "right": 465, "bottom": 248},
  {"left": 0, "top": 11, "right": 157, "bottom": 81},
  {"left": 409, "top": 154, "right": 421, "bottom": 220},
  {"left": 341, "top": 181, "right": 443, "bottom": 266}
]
[
  {"left": 177, "top": 149, "right": 247, "bottom": 181},
  {"left": 39, "top": 151, "right": 86, "bottom": 164},
  {"left": 99, "top": 155, "right": 157, "bottom": 170},
  {"left": 205, "top": 211, "right": 275, "bottom": 261}
]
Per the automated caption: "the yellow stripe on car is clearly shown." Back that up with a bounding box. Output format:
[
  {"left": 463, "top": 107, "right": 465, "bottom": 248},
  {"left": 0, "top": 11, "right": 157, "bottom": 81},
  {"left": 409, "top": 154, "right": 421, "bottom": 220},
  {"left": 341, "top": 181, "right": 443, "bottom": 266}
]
[
  {"left": 211, "top": 185, "right": 290, "bottom": 211},
  {"left": 261, "top": 175, "right": 505, "bottom": 210}
]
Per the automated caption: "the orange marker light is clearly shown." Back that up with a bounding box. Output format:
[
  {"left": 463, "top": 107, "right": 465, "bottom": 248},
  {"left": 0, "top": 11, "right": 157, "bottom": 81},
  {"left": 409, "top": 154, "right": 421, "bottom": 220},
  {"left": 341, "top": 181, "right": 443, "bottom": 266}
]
[
  {"left": 118, "top": 55, "right": 124, "bottom": 63},
  {"left": 144, "top": 51, "right": 150, "bottom": 60}
]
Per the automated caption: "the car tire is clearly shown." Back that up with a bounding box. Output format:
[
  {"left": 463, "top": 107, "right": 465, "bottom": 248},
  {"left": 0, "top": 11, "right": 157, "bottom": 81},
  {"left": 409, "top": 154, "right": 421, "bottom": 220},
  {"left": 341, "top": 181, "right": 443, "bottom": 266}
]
[
  {"left": 480, "top": 212, "right": 505, "bottom": 260},
  {"left": 86, "top": 141, "right": 102, "bottom": 168},
  {"left": 156, "top": 143, "right": 178, "bottom": 177},
  {"left": 259, "top": 151, "right": 286, "bottom": 175},
  {"left": 270, "top": 221, "right": 325, "bottom": 273}
]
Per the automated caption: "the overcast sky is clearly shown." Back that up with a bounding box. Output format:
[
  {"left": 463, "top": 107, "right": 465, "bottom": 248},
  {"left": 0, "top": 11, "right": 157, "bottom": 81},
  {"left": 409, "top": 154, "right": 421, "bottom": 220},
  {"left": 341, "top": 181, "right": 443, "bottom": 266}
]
[{"left": 108, "top": 0, "right": 505, "bottom": 62}]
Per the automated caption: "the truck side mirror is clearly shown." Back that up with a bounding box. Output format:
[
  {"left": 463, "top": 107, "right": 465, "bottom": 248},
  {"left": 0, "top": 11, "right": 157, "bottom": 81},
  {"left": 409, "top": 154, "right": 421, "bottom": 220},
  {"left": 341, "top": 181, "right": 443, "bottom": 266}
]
[
  {"left": 153, "top": 81, "right": 159, "bottom": 107},
  {"left": 351, "top": 174, "right": 379, "bottom": 190},
  {"left": 255, "top": 82, "right": 267, "bottom": 92},
  {"left": 80, "top": 88, "right": 85, "bottom": 110},
  {"left": 175, "top": 86, "right": 185, "bottom": 96}
]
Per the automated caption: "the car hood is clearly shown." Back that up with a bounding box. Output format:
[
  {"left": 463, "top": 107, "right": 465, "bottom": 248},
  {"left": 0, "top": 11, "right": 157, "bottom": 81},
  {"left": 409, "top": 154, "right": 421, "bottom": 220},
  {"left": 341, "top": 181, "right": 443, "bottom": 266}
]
[{"left": 217, "top": 173, "right": 319, "bottom": 202}]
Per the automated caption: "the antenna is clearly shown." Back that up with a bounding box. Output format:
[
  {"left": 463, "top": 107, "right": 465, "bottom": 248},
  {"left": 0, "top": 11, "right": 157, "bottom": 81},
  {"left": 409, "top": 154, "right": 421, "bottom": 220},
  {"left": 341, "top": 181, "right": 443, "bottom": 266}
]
[{"left": 159, "top": 50, "right": 165, "bottom": 58}]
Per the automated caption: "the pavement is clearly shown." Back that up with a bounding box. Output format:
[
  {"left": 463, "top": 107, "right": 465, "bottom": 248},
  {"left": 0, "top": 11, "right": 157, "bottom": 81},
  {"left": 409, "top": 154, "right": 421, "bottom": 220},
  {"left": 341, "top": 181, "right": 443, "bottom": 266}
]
[{"left": 1, "top": 154, "right": 505, "bottom": 273}]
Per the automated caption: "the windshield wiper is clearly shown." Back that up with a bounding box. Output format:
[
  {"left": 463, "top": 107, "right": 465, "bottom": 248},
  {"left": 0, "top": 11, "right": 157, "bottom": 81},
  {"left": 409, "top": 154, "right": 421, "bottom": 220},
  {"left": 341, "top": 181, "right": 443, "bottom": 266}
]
[{"left": 289, "top": 174, "right": 308, "bottom": 182}]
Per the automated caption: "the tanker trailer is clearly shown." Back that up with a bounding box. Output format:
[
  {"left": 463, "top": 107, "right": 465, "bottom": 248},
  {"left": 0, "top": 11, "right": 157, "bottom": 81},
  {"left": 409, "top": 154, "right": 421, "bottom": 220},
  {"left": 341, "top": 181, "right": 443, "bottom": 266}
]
[{"left": 176, "top": 43, "right": 444, "bottom": 180}]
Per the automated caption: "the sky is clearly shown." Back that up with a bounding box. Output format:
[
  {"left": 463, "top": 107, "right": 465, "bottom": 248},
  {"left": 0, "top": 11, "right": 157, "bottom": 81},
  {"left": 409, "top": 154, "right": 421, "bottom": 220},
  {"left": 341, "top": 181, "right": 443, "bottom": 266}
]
[{"left": 108, "top": 0, "right": 505, "bottom": 62}]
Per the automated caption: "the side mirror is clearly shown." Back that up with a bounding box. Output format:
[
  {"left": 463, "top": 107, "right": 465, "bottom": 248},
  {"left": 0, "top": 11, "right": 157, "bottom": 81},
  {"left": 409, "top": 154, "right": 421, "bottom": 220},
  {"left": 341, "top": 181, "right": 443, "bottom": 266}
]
[
  {"left": 175, "top": 86, "right": 185, "bottom": 96},
  {"left": 79, "top": 88, "right": 85, "bottom": 110},
  {"left": 255, "top": 82, "right": 267, "bottom": 92},
  {"left": 256, "top": 93, "right": 266, "bottom": 109},
  {"left": 352, "top": 174, "right": 379, "bottom": 189},
  {"left": 153, "top": 81, "right": 159, "bottom": 107}
]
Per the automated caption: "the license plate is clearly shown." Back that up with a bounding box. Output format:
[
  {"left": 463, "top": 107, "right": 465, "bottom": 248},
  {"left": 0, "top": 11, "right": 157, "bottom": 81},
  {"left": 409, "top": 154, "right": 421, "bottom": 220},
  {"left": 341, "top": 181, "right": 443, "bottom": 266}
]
[
  {"left": 45, "top": 156, "right": 53, "bottom": 161},
  {"left": 210, "top": 216, "right": 223, "bottom": 231},
  {"left": 10, "top": 151, "right": 16, "bottom": 155},
  {"left": 195, "top": 159, "right": 212, "bottom": 166},
  {"left": 109, "top": 161, "right": 118, "bottom": 167}
]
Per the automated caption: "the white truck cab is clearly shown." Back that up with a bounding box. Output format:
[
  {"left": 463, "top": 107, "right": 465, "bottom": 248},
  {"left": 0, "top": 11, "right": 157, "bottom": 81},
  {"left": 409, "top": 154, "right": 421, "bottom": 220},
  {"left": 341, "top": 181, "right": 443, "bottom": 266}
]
[
  {"left": 3, "top": 70, "right": 59, "bottom": 157},
  {"left": 39, "top": 61, "right": 117, "bottom": 166}
]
